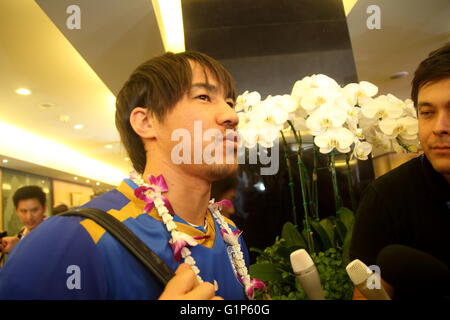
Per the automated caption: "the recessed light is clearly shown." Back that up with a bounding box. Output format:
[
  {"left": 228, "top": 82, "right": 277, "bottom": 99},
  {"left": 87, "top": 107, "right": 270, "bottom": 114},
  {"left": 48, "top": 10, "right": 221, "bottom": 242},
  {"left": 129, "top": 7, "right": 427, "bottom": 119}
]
[
  {"left": 104, "top": 144, "right": 113, "bottom": 149},
  {"left": 39, "top": 103, "right": 54, "bottom": 109},
  {"left": 2, "top": 159, "right": 8, "bottom": 163},
  {"left": 86, "top": 179, "right": 90, "bottom": 183},
  {"left": 73, "top": 177, "right": 78, "bottom": 181},
  {"left": 73, "top": 124, "right": 84, "bottom": 130},
  {"left": 390, "top": 71, "right": 409, "bottom": 79},
  {"left": 16, "top": 88, "right": 31, "bottom": 95},
  {"left": 124, "top": 157, "right": 130, "bottom": 161},
  {"left": 96, "top": 182, "right": 100, "bottom": 186}
]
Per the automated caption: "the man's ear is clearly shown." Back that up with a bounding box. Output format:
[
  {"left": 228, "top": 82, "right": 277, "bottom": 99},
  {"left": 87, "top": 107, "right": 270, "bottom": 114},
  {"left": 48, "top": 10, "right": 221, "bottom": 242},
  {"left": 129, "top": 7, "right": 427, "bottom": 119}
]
[{"left": 130, "top": 107, "right": 157, "bottom": 139}]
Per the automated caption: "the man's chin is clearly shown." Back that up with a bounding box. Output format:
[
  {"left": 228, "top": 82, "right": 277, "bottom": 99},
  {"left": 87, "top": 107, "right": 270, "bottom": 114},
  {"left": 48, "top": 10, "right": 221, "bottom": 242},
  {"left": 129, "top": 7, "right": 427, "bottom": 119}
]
[
  {"left": 206, "top": 163, "right": 238, "bottom": 181},
  {"left": 427, "top": 155, "right": 450, "bottom": 176}
]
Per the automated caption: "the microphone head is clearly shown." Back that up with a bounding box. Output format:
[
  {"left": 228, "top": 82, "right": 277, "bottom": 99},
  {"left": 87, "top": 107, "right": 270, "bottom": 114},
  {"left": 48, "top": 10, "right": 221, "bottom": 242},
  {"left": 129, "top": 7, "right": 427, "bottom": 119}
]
[
  {"left": 346, "top": 259, "right": 372, "bottom": 285},
  {"left": 290, "top": 249, "right": 314, "bottom": 274}
]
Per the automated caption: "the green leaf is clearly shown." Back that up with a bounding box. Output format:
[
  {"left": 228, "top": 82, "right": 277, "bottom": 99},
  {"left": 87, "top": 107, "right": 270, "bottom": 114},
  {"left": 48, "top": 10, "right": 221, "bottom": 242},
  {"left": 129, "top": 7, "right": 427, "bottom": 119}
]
[
  {"left": 336, "top": 207, "right": 355, "bottom": 232},
  {"left": 334, "top": 219, "right": 347, "bottom": 244},
  {"left": 249, "top": 263, "right": 284, "bottom": 281},
  {"left": 319, "top": 218, "right": 336, "bottom": 248},
  {"left": 342, "top": 222, "right": 354, "bottom": 266},
  {"left": 281, "top": 222, "right": 307, "bottom": 248},
  {"left": 310, "top": 219, "right": 333, "bottom": 250}
]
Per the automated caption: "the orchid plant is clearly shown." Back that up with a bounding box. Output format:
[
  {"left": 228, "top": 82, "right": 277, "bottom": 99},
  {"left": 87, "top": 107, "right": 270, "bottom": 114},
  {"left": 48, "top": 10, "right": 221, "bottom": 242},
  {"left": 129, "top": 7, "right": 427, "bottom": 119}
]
[{"left": 236, "top": 75, "right": 420, "bottom": 299}]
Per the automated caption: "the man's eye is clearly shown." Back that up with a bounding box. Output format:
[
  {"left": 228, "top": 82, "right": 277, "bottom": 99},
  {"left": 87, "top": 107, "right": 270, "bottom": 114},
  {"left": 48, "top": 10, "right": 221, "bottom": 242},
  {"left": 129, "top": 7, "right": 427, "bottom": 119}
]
[
  {"left": 197, "top": 95, "right": 210, "bottom": 101},
  {"left": 227, "top": 101, "right": 235, "bottom": 108},
  {"left": 419, "top": 111, "right": 433, "bottom": 116}
]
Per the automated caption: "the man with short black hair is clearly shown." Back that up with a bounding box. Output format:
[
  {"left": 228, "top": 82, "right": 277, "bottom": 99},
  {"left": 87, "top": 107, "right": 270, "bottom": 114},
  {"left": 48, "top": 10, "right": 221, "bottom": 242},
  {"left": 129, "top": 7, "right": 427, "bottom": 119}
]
[
  {"left": 0, "top": 51, "right": 261, "bottom": 300},
  {"left": 350, "top": 43, "right": 450, "bottom": 300},
  {"left": 0, "top": 185, "right": 47, "bottom": 254}
]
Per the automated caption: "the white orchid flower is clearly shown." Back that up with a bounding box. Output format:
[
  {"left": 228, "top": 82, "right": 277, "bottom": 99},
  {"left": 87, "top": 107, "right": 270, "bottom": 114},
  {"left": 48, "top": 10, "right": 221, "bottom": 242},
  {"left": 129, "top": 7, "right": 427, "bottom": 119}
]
[
  {"left": 403, "top": 99, "right": 417, "bottom": 119},
  {"left": 366, "top": 130, "right": 393, "bottom": 153},
  {"left": 291, "top": 74, "right": 341, "bottom": 114},
  {"left": 360, "top": 95, "right": 404, "bottom": 120},
  {"left": 235, "top": 90, "right": 261, "bottom": 112},
  {"left": 379, "top": 116, "right": 419, "bottom": 140},
  {"left": 353, "top": 141, "right": 373, "bottom": 160},
  {"left": 306, "top": 103, "right": 348, "bottom": 135},
  {"left": 266, "top": 94, "right": 298, "bottom": 113},
  {"left": 314, "top": 127, "right": 355, "bottom": 154},
  {"left": 343, "top": 81, "right": 378, "bottom": 106}
]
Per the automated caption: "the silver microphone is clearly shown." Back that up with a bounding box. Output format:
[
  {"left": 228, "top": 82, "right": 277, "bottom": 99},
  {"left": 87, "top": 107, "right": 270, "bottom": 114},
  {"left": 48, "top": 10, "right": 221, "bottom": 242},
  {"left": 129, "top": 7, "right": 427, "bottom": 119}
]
[
  {"left": 290, "top": 249, "right": 325, "bottom": 300},
  {"left": 346, "top": 259, "right": 391, "bottom": 300}
]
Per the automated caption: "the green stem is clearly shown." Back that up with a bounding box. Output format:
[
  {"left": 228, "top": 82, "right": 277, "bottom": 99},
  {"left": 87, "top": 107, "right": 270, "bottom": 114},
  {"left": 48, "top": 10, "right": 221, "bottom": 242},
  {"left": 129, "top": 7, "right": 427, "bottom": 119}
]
[
  {"left": 329, "top": 151, "right": 343, "bottom": 211},
  {"left": 312, "top": 145, "right": 319, "bottom": 221},
  {"left": 280, "top": 130, "right": 298, "bottom": 226},
  {"left": 286, "top": 120, "right": 314, "bottom": 251},
  {"left": 345, "top": 152, "right": 357, "bottom": 211}
]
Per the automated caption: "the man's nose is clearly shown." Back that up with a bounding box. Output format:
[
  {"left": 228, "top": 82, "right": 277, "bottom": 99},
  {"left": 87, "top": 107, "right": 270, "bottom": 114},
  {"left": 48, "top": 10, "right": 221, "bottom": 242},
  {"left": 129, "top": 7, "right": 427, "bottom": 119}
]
[
  {"left": 217, "top": 101, "right": 239, "bottom": 130},
  {"left": 433, "top": 111, "right": 450, "bottom": 136}
]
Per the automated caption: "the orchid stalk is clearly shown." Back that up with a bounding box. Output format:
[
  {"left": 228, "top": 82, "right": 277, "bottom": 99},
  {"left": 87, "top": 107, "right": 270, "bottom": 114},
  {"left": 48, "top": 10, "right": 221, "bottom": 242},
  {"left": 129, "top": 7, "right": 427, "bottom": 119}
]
[
  {"left": 280, "top": 129, "right": 298, "bottom": 226},
  {"left": 286, "top": 120, "right": 314, "bottom": 251},
  {"left": 329, "top": 151, "right": 343, "bottom": 211},
  {"left": 345, "top": 152, "right": 357, "bottom": 211},
  {"left": 311, "top": 145, "right": 320, "bottom": 221}
]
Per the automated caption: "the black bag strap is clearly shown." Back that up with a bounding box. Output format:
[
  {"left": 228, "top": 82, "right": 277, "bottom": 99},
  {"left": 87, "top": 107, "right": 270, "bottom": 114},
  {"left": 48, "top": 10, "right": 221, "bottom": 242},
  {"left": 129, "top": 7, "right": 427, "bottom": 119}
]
[{"left": 59, "top": 208, "right": 175, "bottom": 286}]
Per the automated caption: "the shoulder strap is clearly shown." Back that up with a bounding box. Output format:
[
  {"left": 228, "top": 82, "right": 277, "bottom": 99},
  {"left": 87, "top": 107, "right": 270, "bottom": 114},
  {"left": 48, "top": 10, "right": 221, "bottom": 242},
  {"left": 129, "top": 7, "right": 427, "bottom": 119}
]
[{"left": 59, "top": 208, "right": 175, "bottom": 286}]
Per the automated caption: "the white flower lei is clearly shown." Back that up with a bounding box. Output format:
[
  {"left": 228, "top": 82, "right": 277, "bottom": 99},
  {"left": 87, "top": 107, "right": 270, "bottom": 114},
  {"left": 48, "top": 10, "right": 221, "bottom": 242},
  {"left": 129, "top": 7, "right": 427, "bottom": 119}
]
[{"left": 130, "top": 172, "right": 264, "bottom": 299}]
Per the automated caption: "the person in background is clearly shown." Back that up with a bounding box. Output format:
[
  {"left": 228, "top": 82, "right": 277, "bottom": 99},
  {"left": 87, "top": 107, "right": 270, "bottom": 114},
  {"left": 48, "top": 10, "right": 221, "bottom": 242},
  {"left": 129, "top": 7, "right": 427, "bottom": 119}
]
[
  {"left": 211, "top": 174, "right": 238, "bottom": 219},
  {"left": 0, "top": 186, "right": 48, "bottom": 254},
  {"left": 350, "top": 43, "right": 450, "bottom": 300}
]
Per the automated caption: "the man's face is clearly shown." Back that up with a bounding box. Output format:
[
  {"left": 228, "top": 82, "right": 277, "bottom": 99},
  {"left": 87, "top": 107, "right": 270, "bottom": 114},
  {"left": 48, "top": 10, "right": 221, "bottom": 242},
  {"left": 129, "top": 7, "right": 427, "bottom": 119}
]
[
  {"left": 152, "top": 61, "right": 239, "bottom": 181},
  {"left": 15, "top": 198, "right": 46, "bottom": 231},
  {"left": 417, "top": 77, "right": 450, "bottom": 181}
]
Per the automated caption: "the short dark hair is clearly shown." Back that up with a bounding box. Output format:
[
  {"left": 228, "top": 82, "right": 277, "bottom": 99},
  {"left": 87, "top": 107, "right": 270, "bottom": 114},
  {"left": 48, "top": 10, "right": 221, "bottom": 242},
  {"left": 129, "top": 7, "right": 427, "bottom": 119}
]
[
  {"left": 13, "top": 185, "right": 46, "bottom": 209},
  {"left": 115, "top": 51, "right": 237, "bottom": 174},
  {"left": 411, "top": 43, "right": 450, "bottom": 107}
]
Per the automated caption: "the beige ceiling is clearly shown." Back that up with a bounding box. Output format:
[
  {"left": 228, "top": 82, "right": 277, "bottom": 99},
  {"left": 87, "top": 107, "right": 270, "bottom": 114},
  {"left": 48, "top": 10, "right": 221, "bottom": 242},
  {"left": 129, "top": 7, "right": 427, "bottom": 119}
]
[
  {"left": 347, "top": 0, "right": 450, "bottom": 99},
  {"left": 0, "top": 0, "right": 165, "bottom": 187},
  {"left": 0, "top": 0, "right": 449, "bottom": 187}
]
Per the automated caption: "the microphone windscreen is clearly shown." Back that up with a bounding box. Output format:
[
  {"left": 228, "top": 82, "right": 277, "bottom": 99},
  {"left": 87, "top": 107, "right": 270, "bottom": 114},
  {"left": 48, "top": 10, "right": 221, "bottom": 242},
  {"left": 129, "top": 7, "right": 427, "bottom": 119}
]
[
  {"left": 346, "top": 259, "right": 372, "bottom": 285},
  {"left": 290, "top": 249, "right": 314, "bottom": 274},
  {"left": 376, "top": 244, "right": 450, "bottom": 299}
]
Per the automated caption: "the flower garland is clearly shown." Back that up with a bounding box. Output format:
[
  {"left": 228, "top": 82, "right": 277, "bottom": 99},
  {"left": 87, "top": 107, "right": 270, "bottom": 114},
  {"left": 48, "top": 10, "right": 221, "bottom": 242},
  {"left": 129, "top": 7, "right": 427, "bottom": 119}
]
[{"left": 130, "top": 171, "right": 266, "bottom": 299}]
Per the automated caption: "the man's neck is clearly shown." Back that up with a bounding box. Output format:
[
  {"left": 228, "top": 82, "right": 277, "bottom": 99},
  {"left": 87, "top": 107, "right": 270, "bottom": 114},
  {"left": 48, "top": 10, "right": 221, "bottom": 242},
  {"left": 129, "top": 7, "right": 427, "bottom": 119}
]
[{"left": 142, "top": 152, "right": 211, "bottom": 226}]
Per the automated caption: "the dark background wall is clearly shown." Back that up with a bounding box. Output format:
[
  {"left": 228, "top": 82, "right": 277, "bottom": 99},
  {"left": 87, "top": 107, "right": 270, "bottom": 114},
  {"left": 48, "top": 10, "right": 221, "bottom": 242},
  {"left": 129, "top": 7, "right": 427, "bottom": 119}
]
[{"left": 182, "top": 0, "right": 375, "bottom": 263}]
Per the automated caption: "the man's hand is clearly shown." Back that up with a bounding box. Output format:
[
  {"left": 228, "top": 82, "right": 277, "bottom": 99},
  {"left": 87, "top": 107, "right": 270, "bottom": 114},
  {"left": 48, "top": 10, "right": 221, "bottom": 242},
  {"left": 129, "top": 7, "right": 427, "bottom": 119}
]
[
  {"left": 0, "top": 236, "right": 20, "bottom": 253},
  {"left": 159, "top": 263, "right": 223, "bottom": 300}
]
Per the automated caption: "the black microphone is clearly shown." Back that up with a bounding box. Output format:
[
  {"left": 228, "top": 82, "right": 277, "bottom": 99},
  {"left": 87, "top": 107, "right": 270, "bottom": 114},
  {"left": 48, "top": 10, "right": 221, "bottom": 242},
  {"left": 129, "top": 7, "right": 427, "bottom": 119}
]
[{"left": 376, "top": 244, "right": 450, "bottom": 300}]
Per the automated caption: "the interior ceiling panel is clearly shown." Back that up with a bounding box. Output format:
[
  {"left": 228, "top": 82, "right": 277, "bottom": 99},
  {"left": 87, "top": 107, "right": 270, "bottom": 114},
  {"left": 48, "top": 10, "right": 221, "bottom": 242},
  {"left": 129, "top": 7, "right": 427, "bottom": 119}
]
[{"left": 182, "top": 0, "right": 351, "bottom": 59}]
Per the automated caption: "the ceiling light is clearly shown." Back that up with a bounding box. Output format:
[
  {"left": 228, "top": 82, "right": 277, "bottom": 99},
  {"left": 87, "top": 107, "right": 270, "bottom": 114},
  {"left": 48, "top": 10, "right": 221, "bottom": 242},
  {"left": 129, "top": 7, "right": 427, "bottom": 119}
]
[
  {"left": 16, "top": 88, "right": 31, "bottom": 95},
  {"left": 86, "top": 179, "right": 90, "bottom": 183},
  {"left": 73, "top": 124, "right": 84, "bottom": 130},
  {"left": 96, "top": 182, "right": 100, "bottom": 186},
  {"left": 2, "top": 159, "right": 8, "bottom": 163},
  {"left": 39, "top": 103, "right": 54, "bottom": 109},
  {"left": 124, "top": 157, "right": 130, "bottom": 161},
  {"left": 152, "top": 0, "right": 185, "bottom": 52},
  {"left": 0, "top": 121, "right": 126, "bottom": 186},
  {"left": 74, "top": 176, "right": 78, "bottom": 181},
  {"left": 390, "top": 71, "right": 409, "bottom": 79},
  {"left": 104, "top": 144, "right": 113, "bottom": 149}
]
